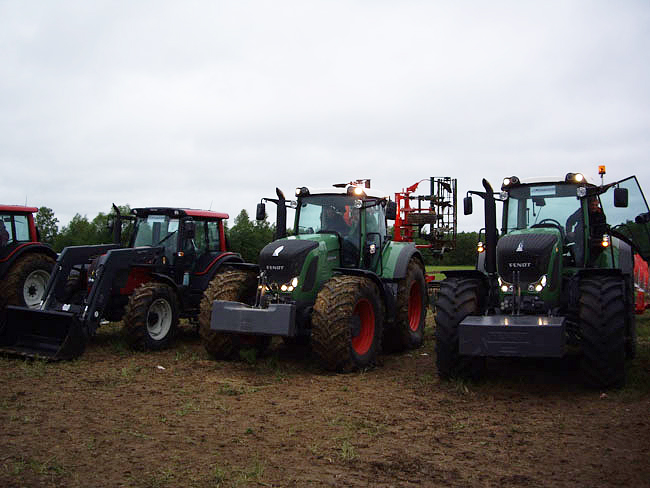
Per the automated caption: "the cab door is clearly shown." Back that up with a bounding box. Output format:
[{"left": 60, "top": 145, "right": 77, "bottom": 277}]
[{"left": 600, "top": 176, "right": 650, "bottom": 262}]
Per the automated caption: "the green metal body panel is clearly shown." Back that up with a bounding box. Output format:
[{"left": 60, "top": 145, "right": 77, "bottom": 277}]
[
  {"left": 285, "top": 233, "right": 341, "bottom": 303},
  {"left": 378, "top": 241, "right": 417, "bottom": 280}
]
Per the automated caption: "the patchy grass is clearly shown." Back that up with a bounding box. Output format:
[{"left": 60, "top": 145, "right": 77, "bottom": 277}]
[{"left": 621, "top": 313, "right": 650, "bottom": 397}]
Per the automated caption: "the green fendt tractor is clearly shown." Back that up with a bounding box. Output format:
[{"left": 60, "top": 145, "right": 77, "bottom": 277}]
[
  {"left": 435, "top": 170, "right": 650, "bottom": 388},
  {"left": 200, "top": 179, "right": 454, "bottom": 372}
]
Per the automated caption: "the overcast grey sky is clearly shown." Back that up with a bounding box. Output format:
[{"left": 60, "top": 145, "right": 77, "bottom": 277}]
[{"left": 1, "top": 0, "right": 649, "bottom": 232}]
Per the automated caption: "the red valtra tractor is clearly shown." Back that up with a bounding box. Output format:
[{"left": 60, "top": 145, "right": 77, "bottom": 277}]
[
  {"left": 0, "top": 205, "right": 242, "bottom": 360},
  {"left": 0, "top": 205, "right": 57, "bottom": 310}
]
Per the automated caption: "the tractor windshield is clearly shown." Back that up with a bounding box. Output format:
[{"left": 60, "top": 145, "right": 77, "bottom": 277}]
[
  {"left": 132, "top": 215, "right": 180, "bottom": 251},
  {"left": 296, "top": 195, "right": 360, "bottom": 239},
  {"left": 504, "top": 184, "right": 583, "bottom": 234},
  {"left": 296, "top": 195, "right": 361, "bottom": 267}
]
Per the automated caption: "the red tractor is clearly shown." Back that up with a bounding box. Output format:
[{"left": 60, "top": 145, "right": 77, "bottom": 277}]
[
  {"left": 0, "top": 205, "right": 57, "bottom": 310},
  {"left": 0, "top": 206, "right": 243, "bottom": 359}
]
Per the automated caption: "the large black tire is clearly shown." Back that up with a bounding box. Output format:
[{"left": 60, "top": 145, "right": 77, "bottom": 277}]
[
  {"left": 198, "top": 269, "right": 271, "bottom": 360},
  {"left": 434, "top": 277, "right": 485, "bottom": 380},
  {"left": 311, "top": 275, "right": 384, "bottom": 372},
  {"left": 123, "top": 282, "right": 179, "bottom": 350},
  {"left": 383, "top": 259, "right": 427, "bottom": 353},
  {"left": 579, "top": 275, "right": 626, "bottom": 388},
  {"left": 0, "top": 253, "right": 55, "bottom": 309}
]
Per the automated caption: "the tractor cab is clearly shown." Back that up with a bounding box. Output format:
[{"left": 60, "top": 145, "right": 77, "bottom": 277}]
[
  {"left": 500, "top": 173, "right": 650, "bottom": 270},
  {"left": 293, "top": 185, "right": 389, "bottom": 270},
  {"left": 129, "top": 207, "right": 229, "bottom": 290}
]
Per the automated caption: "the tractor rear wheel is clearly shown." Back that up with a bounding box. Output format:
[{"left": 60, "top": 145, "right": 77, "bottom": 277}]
[
  {"left": 1, "top": 253, "right": 55, "bottom": 309},
  {"left": 199, "top": 269, "right": 271, "bottom": 360},
  {"left": 579, "top": 275, "right": 626, "bottom": 388},
  {"left": 311, "top": 275, "right": 384, "bottom": 372},
  {"left": 383, "top": 259, "right": 427, "bottom": 353},
  {"left": 434, "top": 277, "right": 485, "bottom": 380},
  {"left": 123, "top": 282, "right": 179, "bottom": 350}
]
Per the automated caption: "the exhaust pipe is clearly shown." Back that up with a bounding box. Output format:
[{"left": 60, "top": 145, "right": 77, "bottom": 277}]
[
  {"left": 275, "top": 188, "right": 287, "bottom": 239},
  {"left": 482, "top": 179, "right": 498, "bottom": 276}
]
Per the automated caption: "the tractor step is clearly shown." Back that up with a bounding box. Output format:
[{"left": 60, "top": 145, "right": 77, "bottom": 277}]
[
  {"left": 459, "top": 314, "right": 566, "bottom": 357},
  {"left": 0, "top": 306, "right": 86, "bottom": 361}
]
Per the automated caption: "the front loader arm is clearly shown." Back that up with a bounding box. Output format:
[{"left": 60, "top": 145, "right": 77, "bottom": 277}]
[
  {"left": 80, "top": 246, "right": 165, "bottom": 334},
  {"left": 42, "top": 244, "right": 122, "bottom": 310}
]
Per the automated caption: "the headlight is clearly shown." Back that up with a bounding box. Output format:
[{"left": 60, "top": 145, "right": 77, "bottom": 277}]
[
  {"left": 527, "top": 275, "right": 548, "bottom": 293},
  {"left": 279, "top": 277, "right": 299, "bottom": 293},
  {"left": 347, "top": 186, "right": 366, "bottom": 197},
  {"left": 498, "top": 277, "right": 513, "bottom": 293},
  {"left": 477, "top": 241, "right": 485, "bottom": 253},
  {"left": 565, "top": 172, "right": 585, "bottom": 183},
  {"left": 501, "top": 176, "right": 520, "bottom": 190}
]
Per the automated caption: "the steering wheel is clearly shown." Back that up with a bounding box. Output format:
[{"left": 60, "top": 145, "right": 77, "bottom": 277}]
[{"left": 531, "top": 218, "right": 566, "bottom": 240}]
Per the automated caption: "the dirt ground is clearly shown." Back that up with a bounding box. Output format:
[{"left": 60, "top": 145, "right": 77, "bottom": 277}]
[{"left": 1, "top": 314, "right": 649, "bottom": 488}]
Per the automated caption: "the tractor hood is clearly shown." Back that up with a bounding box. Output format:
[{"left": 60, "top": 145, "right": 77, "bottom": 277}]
[
  {"left": 259, "top": 238, "right": 320, "bottom": 284},
  {"left": 496, "top": 230, "right": 559, "bottom": 284}
]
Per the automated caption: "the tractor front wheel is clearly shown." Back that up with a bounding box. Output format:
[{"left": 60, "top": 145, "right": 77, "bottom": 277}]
[
  {"left": 383, "top": 259, "right": 427, "bottom": 353},
  {"left": 199, "top": 269, "right": 271, "bottom": 360},
  {"left": 579, "top": 275, "right": 626, "bottom": 388},
  {"left": 311, "top": 275, "right": 384, "bottom": 372},
  {"left": 1, "top": 253, "right": 55, "bottom": 309},
  {"left": 434, "top": 277, "right": 485, "bottom": 380},
  {"left": 123, "top": 282, "right": 179, "bottom": 350}
]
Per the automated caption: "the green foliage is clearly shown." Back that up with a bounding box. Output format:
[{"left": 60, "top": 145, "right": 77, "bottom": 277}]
[
  {"left": 51, "top": 204, "right": 131, "bottom": 252},
  {"left": 414, "top": 231, "right": 479, "bottom": 266},
  {"left": 438, "top": 231, "right": 480, "bottom": 266},
  {"left": 227, "top": 209, "right": 275, "bottom": 262},
  {"left": 35, "top": 206, "right": 58, "bottom": 245}
]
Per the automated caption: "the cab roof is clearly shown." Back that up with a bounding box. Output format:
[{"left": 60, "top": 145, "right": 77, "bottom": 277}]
[
  {"left": 518, "top": 176, "right": 594, "bottom": 185},
  {"left": 131, "top": 207, "right": 229, "bottom": 219},
  {"left": 0, "top": 205, "right": 39, "bottom": 214},
  {"left": 297, "top": 186, "right": 388, "bottom": 199}
]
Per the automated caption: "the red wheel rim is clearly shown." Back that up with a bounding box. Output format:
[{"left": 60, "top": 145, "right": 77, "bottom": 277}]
[
  {"left": 408, "top": 281, "right": 423, "bottom": 332},
  {"left": 351, "top": 298, "right": 375, "bottom": 355}
]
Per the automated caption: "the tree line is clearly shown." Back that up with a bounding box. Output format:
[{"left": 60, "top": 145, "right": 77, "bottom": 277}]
[{"left": 35, "top": 206, "right": 479, "bottom": 265}]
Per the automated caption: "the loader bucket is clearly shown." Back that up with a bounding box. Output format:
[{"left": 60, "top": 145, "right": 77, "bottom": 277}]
[{"left": 0, "top": 306, "right": 86, "bottom": 360}]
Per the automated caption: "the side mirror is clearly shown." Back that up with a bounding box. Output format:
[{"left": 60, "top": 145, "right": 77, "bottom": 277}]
[
  {"left": 184, "top": 220, "right": 196, "bottom": 239},
  {"left": 256, "top": 203, "right": 266, "bottom": 221},
  {"left": 464, "top": 196, "right": 473, "bottom": 215},
  {"left": 614, "top": 187, "right": 628, "bottom": 208},
  {"left": 386, "top": 201, "right": 396, "bottom": 220}
]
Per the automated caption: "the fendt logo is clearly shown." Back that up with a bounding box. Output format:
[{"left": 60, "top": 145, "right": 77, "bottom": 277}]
[
  {"left": 272, "top": 245, "right": 284, "bottom": 257},
  {"left": 265, "top": 265, "right": 285, "bottom": 271},
  {"left": 516, "top": 241, "right": 524, "bottom": 252},
  {"left": 508, "top": 262, "right": 532, "bottom": 268}
]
